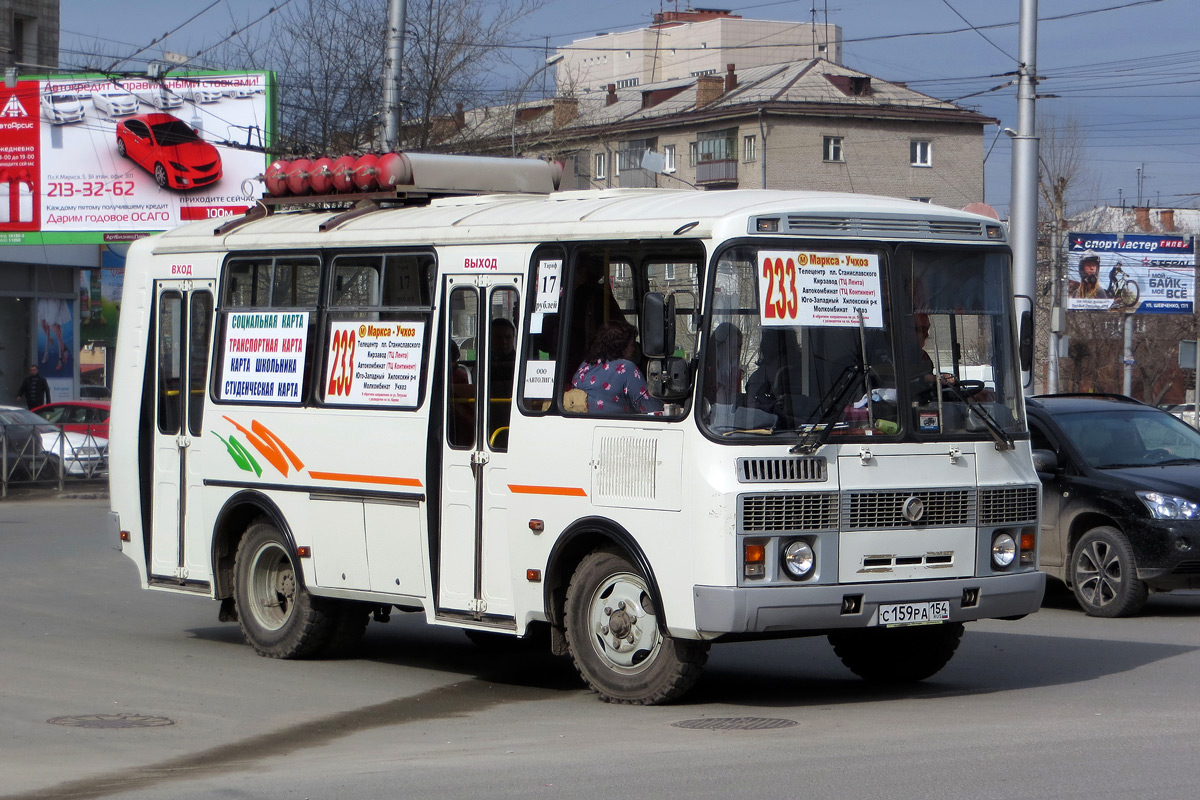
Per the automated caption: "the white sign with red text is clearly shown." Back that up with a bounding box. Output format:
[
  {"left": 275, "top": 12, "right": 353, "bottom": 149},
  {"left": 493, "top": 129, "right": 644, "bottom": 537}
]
[
  {"left": 757, "top": 249, "right": 883, "bottom": 328},
  {"left": 325, "top": 320, "right": 425, "bottom": 407}
]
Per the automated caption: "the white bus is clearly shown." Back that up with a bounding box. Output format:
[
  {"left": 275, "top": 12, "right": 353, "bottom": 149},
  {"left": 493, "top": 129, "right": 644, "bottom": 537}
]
[{"left": 109, "top": 154, "right": 1044, "bottom": 705}]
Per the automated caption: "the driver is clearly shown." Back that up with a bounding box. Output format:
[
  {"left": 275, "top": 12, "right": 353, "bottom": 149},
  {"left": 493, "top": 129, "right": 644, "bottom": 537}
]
[{"left": 910, "top": 313, "right": 955, "bottom": 399}]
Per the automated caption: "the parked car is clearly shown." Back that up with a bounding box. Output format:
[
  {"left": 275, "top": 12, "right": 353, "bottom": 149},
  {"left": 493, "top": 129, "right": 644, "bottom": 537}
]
[
  {"left": 92, "top": 88, "right": 140, "bottom": 117},
  {"left": 181, "top": 81, "right": 224, "bottom": 104},
  {"left": 40, "top": 92, "right": 86, "bottom": 124},
  {"left": 132, "top": 86, "right": 183, "bottom": 111},
  {"left": 80, "top": 385, "right": 111, "bottom": 400},
  {"left": 31, "top": 401, "right": 110, "bottom": 440},
  {"left": 0, "top": 405, "right": 107, "bottom": 478},
  {"left": 1162, "top": 404, "right": 1199, "bottom": 428},
  {"left": 1027, "top": 394, "right": 1200, "bottom": 617},
  {"left": 115, "top": 113, "right": 222, "bottom": 190}
]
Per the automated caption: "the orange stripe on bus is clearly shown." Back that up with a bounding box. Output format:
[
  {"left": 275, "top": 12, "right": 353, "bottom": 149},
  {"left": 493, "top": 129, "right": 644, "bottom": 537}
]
[
  {"left": 508, "top": 484, "right": 587, "bottom": 497},
  {"left": 308, "top": 471, "right": 423, "bottom": 488}
]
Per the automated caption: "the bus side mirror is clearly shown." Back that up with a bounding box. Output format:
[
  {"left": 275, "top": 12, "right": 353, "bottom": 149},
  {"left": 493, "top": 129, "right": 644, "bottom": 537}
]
[
  {"left": 647, "top": 357, "right": 689, "bottom": 401},
  {"left": 641, "top": 292, "right": 675, "bottom": 359},
  {"left": 1019, "top": 310, "right": 1033, "bottom": 372}
]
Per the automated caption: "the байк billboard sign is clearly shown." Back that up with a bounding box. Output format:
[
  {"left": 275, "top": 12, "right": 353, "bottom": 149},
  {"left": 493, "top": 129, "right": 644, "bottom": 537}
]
[
  {"left": 1067, "top": 232, "right": 1196, "bottom": 313},
  {"left": 0, "top": 71, "right": 272, "bottom": 245}
]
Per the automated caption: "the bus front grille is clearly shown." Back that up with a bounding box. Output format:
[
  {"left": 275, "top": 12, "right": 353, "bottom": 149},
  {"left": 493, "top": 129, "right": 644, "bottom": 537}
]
[
  {"left": 979, "top": 486, "right": 1038, "bottom": 525},
  {"left": 842, "top": 489, "right": 973, "bottom": 529},
  {"left": 740, "top": 492, "right": 839, "bottom": 532}
]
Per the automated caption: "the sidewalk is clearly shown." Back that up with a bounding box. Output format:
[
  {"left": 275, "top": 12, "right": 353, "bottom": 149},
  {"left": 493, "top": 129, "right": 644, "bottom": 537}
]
[{"left": 0, "top": 479, "right": 109, "bottom": 502}]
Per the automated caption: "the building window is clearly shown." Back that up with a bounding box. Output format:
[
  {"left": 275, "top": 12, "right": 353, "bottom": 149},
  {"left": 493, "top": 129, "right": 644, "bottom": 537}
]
[
  {"left": 595, "top": 152, "right": 606, "bottom": 180},
  {"left": 695, "top": 128, "right": 737, "bottom": 163},
  {"left": 616, "top": 77, "right": 639, "bottom": 89},
  {"left": 664, "top": 144, "right": 676, "bottom": 173},
  {"left": 910, "top": 140, "right": 932, "bottom": 167},
  {"left": 743, "top": 135, "right": 757, "bottom": 163},
  {"left": 823, "top": 136, "right": 844, "bottom": 163},
  {"left": 688, "top": 142, "right": 698, "bottom": 167},
  {"left": 910, "top": 197, "right": 932, "bottom": 203}
]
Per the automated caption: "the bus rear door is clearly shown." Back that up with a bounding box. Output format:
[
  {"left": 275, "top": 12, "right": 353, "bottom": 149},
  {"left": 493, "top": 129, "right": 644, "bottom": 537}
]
[{"left": 438, "top": 276, "right": 520, "bottom": 623}]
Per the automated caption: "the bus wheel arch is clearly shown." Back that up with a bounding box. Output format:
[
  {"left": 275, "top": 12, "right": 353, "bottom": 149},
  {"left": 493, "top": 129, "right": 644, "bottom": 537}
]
[
  {"left": 212, "top": 491, "right": 298, "bottom": 602},
  {"left": 546, "top": 518, "right": 708, "bottom": 704},
  {"left": 543, "top": 518, "right": 666, "bottom": 646}
]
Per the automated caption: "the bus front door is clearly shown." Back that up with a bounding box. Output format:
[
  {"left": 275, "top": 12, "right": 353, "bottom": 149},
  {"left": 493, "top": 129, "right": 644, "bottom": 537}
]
[
  {"left": 148, "top": 281, "right": 215, "bottom": 587},
  {"left": 438, "top": 277, "right": 520, "bottom": 623}
]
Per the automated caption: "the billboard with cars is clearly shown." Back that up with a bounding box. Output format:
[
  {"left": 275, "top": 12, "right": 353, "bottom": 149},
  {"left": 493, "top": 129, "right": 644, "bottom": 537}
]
[
  {"left": 0, "top": 71, "right": 273, "bottom": 245},
  {"left": 1066, "top": 232, "right": 1196, "bottom": 313}
]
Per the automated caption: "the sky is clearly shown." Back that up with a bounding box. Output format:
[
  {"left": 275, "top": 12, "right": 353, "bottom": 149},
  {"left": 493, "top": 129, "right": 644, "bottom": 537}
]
[{"left": 56, "top": 0, "right": 1200, "bottom": 218}]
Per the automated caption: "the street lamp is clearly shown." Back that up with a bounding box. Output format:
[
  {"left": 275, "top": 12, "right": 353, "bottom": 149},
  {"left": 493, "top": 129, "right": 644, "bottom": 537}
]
[{"left": 511, "top": 53, "right": 565, "bottom": 156}]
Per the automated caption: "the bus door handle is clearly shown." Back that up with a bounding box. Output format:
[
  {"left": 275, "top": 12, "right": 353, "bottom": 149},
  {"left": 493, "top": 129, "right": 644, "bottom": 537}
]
[
  {"left": 175, "top": 435, "right": 191, "bottom": 449},
  {"left": 471, "top": 451, "right": 490, "bottom": 466}
]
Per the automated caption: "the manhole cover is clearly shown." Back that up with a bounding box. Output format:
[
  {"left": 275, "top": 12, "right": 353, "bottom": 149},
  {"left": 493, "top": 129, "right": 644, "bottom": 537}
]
[
  {"left": 673, "top": 717, "right": 797, "bottom": 731},
  {"left": 48, "top": 714, "right": 174, "bottom": 729}
]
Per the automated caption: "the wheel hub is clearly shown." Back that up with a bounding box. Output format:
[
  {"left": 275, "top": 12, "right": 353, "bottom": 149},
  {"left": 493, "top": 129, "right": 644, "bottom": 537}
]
[{"left": 589, "top": 575, "right": 661, "bottom": 672}]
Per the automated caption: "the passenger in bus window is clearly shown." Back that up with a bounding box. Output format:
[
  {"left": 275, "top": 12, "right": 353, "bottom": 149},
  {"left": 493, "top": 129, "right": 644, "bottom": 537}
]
[{"left": 571, "top": 319, "right": 663, "bottom": 415}]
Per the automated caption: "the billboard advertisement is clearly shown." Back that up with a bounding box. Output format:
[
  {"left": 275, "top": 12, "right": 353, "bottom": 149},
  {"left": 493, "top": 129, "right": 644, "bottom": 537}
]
[
  {"left": 0, "top": 71, "right": 272, "bottom": 245},
  {"left": 1066, "top": 232, "right": 1196, "bottom": 313}
]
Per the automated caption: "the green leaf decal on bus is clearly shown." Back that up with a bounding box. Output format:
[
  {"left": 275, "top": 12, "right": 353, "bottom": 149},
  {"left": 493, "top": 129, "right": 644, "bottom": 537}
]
[{"left": 212, "top": 431, "right": 263, "bottom": 477}]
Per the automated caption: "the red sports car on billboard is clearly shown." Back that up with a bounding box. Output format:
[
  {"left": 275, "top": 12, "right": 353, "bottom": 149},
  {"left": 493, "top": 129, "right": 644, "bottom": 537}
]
[{"left": 115, "top": 113, "right": 222, "bottom": 190}]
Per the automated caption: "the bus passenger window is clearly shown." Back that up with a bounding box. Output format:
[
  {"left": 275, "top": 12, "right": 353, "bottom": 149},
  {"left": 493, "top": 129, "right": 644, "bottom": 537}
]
[
  {"left": 487, "top": 289, "right": 518, "bottom": 450},
  {"left": 447, "top": 287, "right": 477, "bottom": 448}
]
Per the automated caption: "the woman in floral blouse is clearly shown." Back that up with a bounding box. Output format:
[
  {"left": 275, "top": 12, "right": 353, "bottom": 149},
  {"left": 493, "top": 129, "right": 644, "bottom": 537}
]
[{"left": 572, "top": 319, "right": 664, "bottom": 415}]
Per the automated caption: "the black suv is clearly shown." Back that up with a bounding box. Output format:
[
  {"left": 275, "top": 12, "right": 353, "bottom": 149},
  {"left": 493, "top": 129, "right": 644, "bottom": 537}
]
[{"left": 1027, "top": 394, "right": 1200, "bottom": 617}]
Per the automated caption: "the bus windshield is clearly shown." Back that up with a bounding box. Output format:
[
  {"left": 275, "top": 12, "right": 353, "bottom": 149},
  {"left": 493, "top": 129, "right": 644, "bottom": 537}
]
[{"left": 698, "top": 244, "right": 1024, "bottom": 442}]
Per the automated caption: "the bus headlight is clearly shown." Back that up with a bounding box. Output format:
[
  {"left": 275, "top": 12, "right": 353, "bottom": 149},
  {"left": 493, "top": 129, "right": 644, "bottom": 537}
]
[
  {"left": 782, "top": 540, "right": 815, "bottom": 579},
  {"left": 991, "top": 532, "right": 1017, "bottom": 568}
]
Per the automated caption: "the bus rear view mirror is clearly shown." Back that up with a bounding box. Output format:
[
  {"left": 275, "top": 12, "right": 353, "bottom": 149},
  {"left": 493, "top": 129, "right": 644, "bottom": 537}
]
[
  {"left": 647, "top": 356, "right": 689, "bottom": 400},
  {"left": 641, "top": 292, "right": 675, "bottom": 359}
]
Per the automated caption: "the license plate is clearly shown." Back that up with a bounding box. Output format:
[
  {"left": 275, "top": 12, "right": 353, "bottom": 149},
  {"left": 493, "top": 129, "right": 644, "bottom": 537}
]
[{"left": 877, "top": 600, "right": 951, "bottom": 626}]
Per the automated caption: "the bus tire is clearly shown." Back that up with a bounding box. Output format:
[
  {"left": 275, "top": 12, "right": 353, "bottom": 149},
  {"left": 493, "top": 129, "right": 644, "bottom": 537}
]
[
  {"left": 829, "top": 621, "right": 964, "bottom": 684},
  {"left": 564, "top": 550, "right": 708, "bottom": 705},
  {"left": 233, "top": 520, "right": 334, "bottom": 659},
  {"left": 321, "top": 602, "right": 372, "bottom": 656}
]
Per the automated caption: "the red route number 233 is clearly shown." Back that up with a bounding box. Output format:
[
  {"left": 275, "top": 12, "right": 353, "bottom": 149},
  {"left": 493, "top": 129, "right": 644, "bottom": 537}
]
[
  {"left": 762, "top": 256, "right": 799, "bottom": 321},
  {"left": 327, "top": 328, "right": 357, "bottom": 396}
]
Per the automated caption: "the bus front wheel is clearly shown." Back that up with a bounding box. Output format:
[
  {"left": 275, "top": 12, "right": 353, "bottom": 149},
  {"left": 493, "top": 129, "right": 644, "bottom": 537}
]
[
  {"left": 233, "top": 520, "right": 334, "bottom": 659},
  {"left": 564, "top": 550, "right": 708, "bottom": 705},
  {"left": 829, "top": 621, "right": 964, "bottom": 683}
]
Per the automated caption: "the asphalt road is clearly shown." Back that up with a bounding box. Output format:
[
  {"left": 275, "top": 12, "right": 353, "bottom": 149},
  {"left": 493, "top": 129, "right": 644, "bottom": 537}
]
[{"left": 3, "top": 497, "right": 1200, "bottom": 800}]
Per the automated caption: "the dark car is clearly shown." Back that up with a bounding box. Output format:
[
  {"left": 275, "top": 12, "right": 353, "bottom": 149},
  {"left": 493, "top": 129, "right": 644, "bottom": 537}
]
[
  {"left": 1027, "top": 394, "right": 1200, "bottom": 617},
  {"left": 115, "top": 113, "right": 222, "bottom": 190}
]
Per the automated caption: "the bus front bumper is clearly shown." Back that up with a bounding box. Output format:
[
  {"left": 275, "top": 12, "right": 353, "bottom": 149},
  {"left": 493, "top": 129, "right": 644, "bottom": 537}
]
[{"left": 693, "top": 570, "right": 1045, "bottom": 635}]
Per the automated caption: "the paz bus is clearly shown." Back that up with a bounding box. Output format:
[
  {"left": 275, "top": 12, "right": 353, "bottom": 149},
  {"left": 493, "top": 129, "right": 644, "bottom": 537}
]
[{"left": 108, "top": 153, "right": 1044, "bottom": 704}]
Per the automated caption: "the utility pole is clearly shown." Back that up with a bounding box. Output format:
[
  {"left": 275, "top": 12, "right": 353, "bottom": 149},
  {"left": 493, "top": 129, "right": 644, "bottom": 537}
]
[
  {"left": 1010, "top": 0, "right": 1039, "bottom": 395},
  {"left": 383, "top": 0, "right": 408, "bottom": 150}
]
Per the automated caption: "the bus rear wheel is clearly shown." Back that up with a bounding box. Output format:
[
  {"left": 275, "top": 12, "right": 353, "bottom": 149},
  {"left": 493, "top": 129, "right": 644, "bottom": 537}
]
[
  {"left": 829, "top": 621, "right": 964, "bottom": 683},
  {"left": 564, "top": 550, "right": 708, "bottom": 705},
  {"left": 234, "top": 520, "right": 334, "bottom": 659}
]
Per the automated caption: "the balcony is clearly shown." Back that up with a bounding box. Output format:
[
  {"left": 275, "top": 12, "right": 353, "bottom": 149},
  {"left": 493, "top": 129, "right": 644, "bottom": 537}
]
[{"left": 696, "top": 158, "right": 738, "bottom": 188}]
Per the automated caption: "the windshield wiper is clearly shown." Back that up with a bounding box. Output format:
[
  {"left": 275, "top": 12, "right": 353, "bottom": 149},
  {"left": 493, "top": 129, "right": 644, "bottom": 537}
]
[
  {"left": 1152, "top": 457, "right": 1200, "bottom": 466},
  {"left": 943, "top": 383, "right": 1015, "bottom": 450},
  {"left": 791, "top": 363, "right": 866, "bottom": 455}
]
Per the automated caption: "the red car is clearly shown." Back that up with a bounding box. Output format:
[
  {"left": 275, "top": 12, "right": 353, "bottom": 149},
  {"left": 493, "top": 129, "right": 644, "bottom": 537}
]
[
  {"left": 32, "top": 401, "right": 110, "bottom": 440},
  {"left": 116, "top": 113, "right": 222, "bottom": 190}
]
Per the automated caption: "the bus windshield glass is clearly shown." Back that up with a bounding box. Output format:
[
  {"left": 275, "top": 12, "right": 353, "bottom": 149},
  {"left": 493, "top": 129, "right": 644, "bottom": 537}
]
[{"left": 698, "top": 244, "right": 1023, "bottom": 442}]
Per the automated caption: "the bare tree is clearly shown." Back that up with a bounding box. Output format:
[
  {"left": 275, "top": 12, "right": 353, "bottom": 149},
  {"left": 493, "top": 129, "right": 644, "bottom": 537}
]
[
  {"left": 212, "top": 0, "right": 545, "bottom": 156},
  {"left": 1036, "top": 110, "right": 1096, "bottom": 393},
  {"left": 402, "top": 0, "right": 547, "bottom": 150}
]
